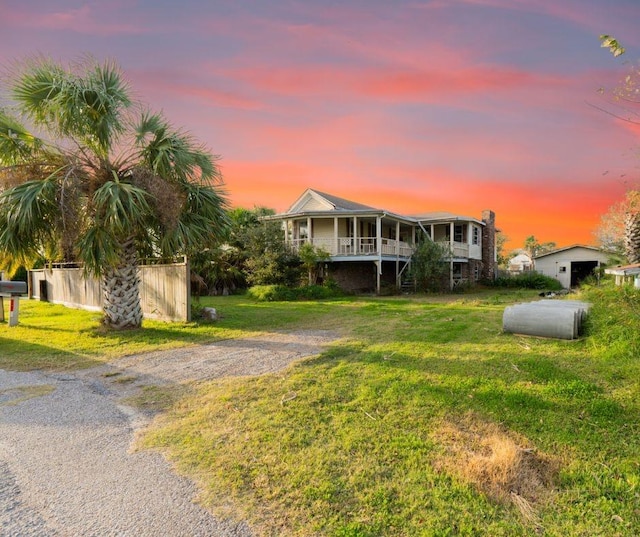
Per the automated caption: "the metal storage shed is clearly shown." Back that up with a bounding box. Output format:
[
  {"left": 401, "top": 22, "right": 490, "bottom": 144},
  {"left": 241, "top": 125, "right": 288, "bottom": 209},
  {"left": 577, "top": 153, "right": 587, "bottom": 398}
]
[{"left": 534, "top": 245, "right": 610, "bottom": 289}]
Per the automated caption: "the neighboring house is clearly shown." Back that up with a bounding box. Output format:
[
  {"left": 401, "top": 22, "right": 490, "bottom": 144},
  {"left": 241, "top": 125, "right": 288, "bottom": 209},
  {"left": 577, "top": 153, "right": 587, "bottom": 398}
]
[
  {"left": 508, "top": 252, "right": 534, "bottom": 274},
  {"left": 604, "top": 263, "right": 640, "bottom": 287},
  {"left": 533, "top": 245, "right": 611, "bottom": 288},
  {"left": 263, "top": 189, "right": 497, "bottom": 293}
]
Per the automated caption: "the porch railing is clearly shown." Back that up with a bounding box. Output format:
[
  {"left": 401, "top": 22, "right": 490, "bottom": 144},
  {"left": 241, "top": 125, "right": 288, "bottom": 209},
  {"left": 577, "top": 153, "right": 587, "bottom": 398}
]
[
  {"left": 437, "top": 241, "right": 469, "bottom": 258},
  {"left": 290, "top": 237, "right": 413, "bottom": 258}
]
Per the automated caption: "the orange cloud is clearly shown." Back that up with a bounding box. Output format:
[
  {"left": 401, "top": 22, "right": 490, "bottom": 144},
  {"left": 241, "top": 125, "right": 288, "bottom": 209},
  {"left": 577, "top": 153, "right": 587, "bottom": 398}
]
[{"left": 221, "top": 155, "right": 629, "bottom": 252}]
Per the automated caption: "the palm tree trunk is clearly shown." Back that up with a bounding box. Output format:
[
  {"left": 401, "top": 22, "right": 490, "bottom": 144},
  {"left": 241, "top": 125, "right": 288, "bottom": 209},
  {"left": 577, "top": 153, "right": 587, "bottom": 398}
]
[
  {"left": 102, "top": 237, "right": 143, "bottom": 329},
  {"left": 624, "top": 211, "right": 640, "bottom": 264}
]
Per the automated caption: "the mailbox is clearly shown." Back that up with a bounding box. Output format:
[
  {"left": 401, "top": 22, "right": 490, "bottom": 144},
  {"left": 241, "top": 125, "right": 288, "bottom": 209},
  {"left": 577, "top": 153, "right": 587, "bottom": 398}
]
[
  {"left": 0, "top": 280, "right": 28, "bottom": 296},
  {"left": 0, "top": 280, "right": 27, "bottom": 327}
]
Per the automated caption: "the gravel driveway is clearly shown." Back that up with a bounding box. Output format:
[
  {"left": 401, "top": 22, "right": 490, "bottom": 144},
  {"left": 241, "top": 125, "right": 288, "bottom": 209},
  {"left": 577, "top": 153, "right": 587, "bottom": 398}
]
[{"left": 0, "top": 330, "right": 336, "bottom": 536}]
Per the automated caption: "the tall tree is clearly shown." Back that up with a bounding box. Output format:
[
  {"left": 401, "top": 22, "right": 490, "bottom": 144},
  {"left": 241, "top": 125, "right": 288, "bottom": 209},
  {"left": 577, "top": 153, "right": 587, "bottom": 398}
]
[
  {"left": 496, "top": 231, "right": 509, "bottom": 268},
  {"left": 598, "top": 190, "right": 640, "bottom": 263},
  {"left": 597, "top": 36, "right": 640, "bottom": 263},
  {"left": 0, "top": 57, "right": 228, "bottom": 329},
  {"left": 523, "top": 235, "right": 556, "bottom": 258}
]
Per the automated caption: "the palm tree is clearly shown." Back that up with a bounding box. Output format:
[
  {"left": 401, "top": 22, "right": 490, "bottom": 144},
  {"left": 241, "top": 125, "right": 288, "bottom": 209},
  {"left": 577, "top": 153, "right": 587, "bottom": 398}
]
[
  {"left": 623, "top": 191, "right": 640, "bottom": 264},
  {"left": 0, "top": 57, "right": 228, "bottom": 329}
]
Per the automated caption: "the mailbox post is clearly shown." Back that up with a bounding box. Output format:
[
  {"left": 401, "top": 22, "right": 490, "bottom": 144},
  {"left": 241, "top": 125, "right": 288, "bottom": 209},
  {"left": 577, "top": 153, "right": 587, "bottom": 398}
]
[
  {"left": 0, "top": 281, "right": 28, "bottom": 326},
  {"left": 8, "top": 296, "right": 19, "bottom": 327}
]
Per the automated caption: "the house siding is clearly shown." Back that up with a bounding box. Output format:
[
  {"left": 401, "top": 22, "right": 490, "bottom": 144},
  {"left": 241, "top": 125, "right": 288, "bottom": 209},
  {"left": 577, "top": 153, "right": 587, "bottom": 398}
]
[
  {"left": 301, "top": 198, "right": 331, "bottom": 211},
  {"left": 313, "top": 218, "right": 334, "bottom": 240}
]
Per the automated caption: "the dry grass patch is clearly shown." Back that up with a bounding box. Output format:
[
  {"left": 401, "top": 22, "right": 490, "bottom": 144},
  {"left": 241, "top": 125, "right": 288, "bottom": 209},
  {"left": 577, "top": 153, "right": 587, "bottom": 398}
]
[
  {"left": 434, "top": 413, "right": 559, "bottom": 527},
  {"left": 0, "top": 384, "right": 56, "bottom": 407}
]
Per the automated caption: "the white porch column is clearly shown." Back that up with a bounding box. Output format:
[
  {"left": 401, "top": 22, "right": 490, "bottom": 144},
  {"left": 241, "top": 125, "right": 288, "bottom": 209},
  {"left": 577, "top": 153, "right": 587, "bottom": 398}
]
[
  {"left": 353, "top": 216, "right": 358, "bottom": 252},
  {"left": 395, "top": 221, "right": 401, "bottom": 287},
  {"left": 307, "top": 217, "right": 312, "bottom": 244},
  {"left": 448, "top": 221, "right": 455, "bottom": 288},
  {"left": 334, "top": 217, "right": 338, "bottom": 255},
  {"left": 377, "top": 215, "right": 382, "bottom": 294},
  {"left": 450, "top": 260, "right": 454, "bottom": 290}
]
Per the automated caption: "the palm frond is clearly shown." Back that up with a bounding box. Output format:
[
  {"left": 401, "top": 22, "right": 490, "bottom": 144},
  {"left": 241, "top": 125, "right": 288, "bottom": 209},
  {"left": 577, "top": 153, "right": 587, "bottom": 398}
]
[
  {"left": 135, "top": 111, "right": 221, "bottom": 184},
  {"left": 159, "top": 182, "right": 229, "bottom": 255},
  {"left": 11, "top": 57, "right": 132, "bottom": 156},
  {"left": 76, "top": 224, "right": 120, "bottom": 276},
  {"left": 11, "top": 58, "right": 68, "bottom": 125},
  {"left": 0, "top": 109, "right": 43, "bottom": 166},
  {"left": 0, "top": 174, "right": 61, "bottom": 262},
  {"left": 92, "top": 174, "right": 151, "bottom": 237}
]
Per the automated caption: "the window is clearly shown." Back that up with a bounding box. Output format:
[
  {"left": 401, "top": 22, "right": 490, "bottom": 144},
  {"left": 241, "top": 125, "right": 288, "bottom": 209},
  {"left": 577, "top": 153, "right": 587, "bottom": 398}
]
[
  {"left": 454, "top": 224, "right": 464, "bottom": 243},
  {"left": 559, "top": 266, "right": 567, "bottom": 273},
  {"left": 472, "top": 226, "right": 480, "bottom": 245}
]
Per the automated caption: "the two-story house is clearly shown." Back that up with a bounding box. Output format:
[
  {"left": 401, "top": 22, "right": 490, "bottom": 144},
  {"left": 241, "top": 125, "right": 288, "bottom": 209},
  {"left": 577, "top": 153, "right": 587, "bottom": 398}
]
[{"left": 263, "top": 189, "right": 497, "bottom": 293}]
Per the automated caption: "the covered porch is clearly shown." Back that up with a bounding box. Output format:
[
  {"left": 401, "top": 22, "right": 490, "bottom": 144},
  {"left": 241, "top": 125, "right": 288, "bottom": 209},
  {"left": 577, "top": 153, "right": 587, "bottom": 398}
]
[
  {"left": 281, "top": 213, "right": 415, "bottom": 293},
  {"left": 283, "top": 214, "right": 415, "bottom": 259}
]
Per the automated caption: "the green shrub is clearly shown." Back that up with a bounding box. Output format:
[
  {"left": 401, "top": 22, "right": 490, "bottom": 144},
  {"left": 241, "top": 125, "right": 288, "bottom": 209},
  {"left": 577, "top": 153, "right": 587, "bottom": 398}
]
[
  {"left": 247, "top": 283, "right": 343, "bottom": 302},
  {"left": 247, "top": 285, "right": 297, "bottom": 301},
  {"left": 486, "top": 272, "right": 563, "bottom": 290}
]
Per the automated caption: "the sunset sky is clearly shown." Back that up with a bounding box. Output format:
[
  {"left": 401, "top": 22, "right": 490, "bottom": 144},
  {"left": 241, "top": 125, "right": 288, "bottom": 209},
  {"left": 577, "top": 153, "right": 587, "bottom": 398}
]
[{"left": 2, "top": 0, "right": 639, "bottom": 251}]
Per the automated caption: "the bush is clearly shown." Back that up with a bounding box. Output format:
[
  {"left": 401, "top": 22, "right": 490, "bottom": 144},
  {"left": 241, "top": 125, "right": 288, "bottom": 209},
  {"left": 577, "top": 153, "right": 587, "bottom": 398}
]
[
  {"left": 247, "top": 283, "right": 343, "bottom": 302},
  {"left": 296, "top": 284, "right": 341, "bottom": 300},
  {"left": 581, "top": 281, "right": 640, "bottom": 359},
  {"left": 247, "top": 285, "right": 297, "bottom": 301},
  {"left": 408, "top": 239, "right": 449, "bottom": 292},
  {"left": 486, "top": 272, "right": 563, "bottom": 290}
]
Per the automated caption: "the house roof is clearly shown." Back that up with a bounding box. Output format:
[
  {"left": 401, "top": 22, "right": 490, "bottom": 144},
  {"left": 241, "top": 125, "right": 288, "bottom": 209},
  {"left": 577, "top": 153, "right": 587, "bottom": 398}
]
[
  {"left": 509, "top": 253, "right": 533, "bottom": 264},
  {"left": 604, "top": 263, "right": 640, "bottom": 276},
  {"left": 412, "top": 211, "right": 485, "bottom": 226},
  {"left": 533, "top": 244, "right": 607, "bottom": 260},
  {"left": 265, "top": 188, "right": 488, "bottom": 226},
  {"left": 300, "top": 189, "right": 378, "bottom": 211},
  {"left": 272, "top": 188, "right": 412, "bottom": 222}
]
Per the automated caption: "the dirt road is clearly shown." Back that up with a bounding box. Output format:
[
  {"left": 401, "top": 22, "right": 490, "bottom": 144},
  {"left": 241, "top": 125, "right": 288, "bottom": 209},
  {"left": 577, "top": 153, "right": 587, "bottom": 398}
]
[{"left": 0, "top": 330, "right": 336, "bottom": 536}]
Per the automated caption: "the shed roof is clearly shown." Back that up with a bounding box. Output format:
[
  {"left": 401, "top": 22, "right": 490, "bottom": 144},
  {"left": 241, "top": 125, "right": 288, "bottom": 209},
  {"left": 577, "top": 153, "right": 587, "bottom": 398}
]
[{"left": 533, "top": 244, "right": 606, "bottom": 260}]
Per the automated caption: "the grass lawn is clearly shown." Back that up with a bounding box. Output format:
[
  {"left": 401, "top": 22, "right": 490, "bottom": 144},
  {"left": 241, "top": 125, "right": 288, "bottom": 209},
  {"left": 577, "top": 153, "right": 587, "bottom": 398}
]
[{"left": 1, "top": 287, "right": 638, "bottom": 536}]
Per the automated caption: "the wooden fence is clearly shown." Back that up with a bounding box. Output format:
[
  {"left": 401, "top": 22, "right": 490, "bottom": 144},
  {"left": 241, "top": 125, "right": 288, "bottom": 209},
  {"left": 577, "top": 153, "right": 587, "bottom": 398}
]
[{"left": 29, "top": 259, "right": 191, "bottom": 322}]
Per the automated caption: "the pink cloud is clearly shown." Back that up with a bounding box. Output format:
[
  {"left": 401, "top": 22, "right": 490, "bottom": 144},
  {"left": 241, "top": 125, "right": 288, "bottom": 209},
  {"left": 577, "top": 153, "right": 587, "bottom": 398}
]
[
  {"left": 4, "top": 3, "right": 146, "bottom": 36},
  {"left": 130, "top": 70, "right": 261, "bottom": 111},
  {"left": 221, "top": 62, "right": 563, "bottom": 106}
]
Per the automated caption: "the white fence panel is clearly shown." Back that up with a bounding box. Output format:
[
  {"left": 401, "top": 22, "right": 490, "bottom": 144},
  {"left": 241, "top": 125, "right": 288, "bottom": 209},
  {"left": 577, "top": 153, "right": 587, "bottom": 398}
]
[{"left": 29, "top": 260, "right": 190, "bottom": 322}]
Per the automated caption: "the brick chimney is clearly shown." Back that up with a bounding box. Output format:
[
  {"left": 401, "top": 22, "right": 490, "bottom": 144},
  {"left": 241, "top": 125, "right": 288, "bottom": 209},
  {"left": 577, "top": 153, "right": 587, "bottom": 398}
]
[{"left": 481, "top": 210, "right": 497, "bottom": 280}]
